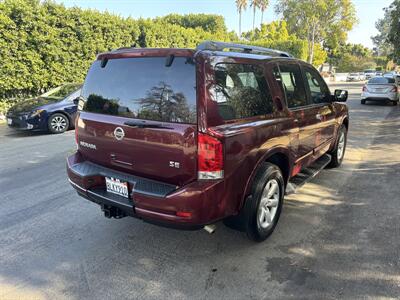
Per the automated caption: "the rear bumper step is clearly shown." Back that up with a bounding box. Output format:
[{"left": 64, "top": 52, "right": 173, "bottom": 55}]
[
  {"left": 67, "top": 152, "right": 231, "bottom": 227},
  {"left": 286, "top": 154, "right": 331, "bottom": 195},
  {"left": 69, "top": 160, "right": 177, "bottom": 198}
]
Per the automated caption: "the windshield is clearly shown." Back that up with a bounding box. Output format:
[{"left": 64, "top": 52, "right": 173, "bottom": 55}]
[
  {"left": 81, "top": 57, "right": 197, "bottom": 124},
  {"left": 368, "top": 77, "right": 395, "bottom": 84},
  {"left": 42, "top": 84, "right": 82, "bottom": 100}
]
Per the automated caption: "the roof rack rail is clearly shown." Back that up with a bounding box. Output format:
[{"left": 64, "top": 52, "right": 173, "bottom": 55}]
[{"left": 196, "top": 41, "right": 292, "bottom": 58}]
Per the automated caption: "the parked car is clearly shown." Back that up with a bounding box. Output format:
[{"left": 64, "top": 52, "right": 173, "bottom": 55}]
[
  {"left": 383, "top": 73, "right": 400, "bottom": 86},
  {"left": 361, "top": 77, "right": 399, "bottom": 105},
  {"left": 384, "top": 71, "right": 398, "bottom": 77},
  {"left": 67, "top": 41, "right": 349, "bottom": 242},
  {"left": 364, "top": 69, "right": 376, "bottom": 79},
  {"left": 358, "top": 72, "right": 366, "bottom": 81},
  {"left": 347, "top": 72, "right": 362, "bottom": 81},
  {"left": 6, "top": 83, "right": 82, "bottom": 133},
  {"left": 396, "top": 75, "right": 400, "bottom": 85},
  {"left": 375, "top": 71, "right": 383, "bottom": 77}
]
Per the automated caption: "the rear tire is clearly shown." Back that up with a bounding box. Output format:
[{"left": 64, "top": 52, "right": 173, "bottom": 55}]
[
  {"left": 328, "top": 125, "right": 347, "bottom": 168},
  {"left": 361, "top": 99, "right": 366, "bottom": 104},
  {"left": 224, "top": 163, "right": 284, "bottom": 242},
  {"left": 48, "top": 113, "right": 69, "bottom": 134},
  {"left": 392, "top": 101, "right": 398, "bottom": 106}
]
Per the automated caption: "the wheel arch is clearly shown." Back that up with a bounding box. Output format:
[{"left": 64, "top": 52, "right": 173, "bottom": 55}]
[
  {"left": 240, "top": 147, "right": 292, "bottom": 211},
  {"left": 342, "top": 116, "right": 349, "bottom": 130}
]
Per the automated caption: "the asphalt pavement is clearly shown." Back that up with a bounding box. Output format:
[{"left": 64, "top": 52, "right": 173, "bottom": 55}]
[{"left": 0, "top": 82, "right": 399, "bottom": 299}]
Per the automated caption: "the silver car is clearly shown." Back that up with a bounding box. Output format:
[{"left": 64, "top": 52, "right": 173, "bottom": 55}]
[{"left": 361, "top": 77, "right": 399, "bottom": 105}]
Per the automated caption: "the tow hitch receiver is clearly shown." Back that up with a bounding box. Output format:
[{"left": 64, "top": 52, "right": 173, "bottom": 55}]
[{"left": 102, "top": 204, "right": 127, "bottom": 219}]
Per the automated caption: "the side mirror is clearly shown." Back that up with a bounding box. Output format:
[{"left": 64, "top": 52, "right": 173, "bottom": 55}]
[
  {"left": 73, "top": 97, "right": 79, "bottom": 105},
  {"left": 334, "top": 89, "right": 348, "bottom": 102}
]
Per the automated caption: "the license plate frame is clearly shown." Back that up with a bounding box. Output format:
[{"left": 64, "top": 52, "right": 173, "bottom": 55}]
[{"left": 105, "top": 177, "right": 129, "bottom": 198}]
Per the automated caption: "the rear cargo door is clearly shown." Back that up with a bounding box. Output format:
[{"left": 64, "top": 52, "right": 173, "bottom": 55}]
[{"left": 77, "top": 56, "right": 198, "bottom": 186}]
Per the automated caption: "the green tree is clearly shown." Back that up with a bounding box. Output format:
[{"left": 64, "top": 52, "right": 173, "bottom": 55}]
[
  {"left": 250, "top": 0, "right": 260, "bottom": 31},
  {"left": 371, "top": 7, "right": 392, "bottom": 56},
  {"left": 236, "top": 0, "right": 248, "bottom": 37},
  {"left": 259, "top": 0, "right": 269, "bottom": 26},
  {"left": 242, "top": 21, "right": 327, "bottom": 65},
  {"left": 386, "top": 0, "right": 400, "bottom": 63},
  {"left": 331, "top": 43, "right": 383, "bottom": 72},
  {"left": 276, "top": 0, "right": 357, "bottom": 64}
]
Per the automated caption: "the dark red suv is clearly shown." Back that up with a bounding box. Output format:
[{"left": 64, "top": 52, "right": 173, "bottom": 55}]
[{"left": 67, "top": 41, "right": 349, "bottom": 241}]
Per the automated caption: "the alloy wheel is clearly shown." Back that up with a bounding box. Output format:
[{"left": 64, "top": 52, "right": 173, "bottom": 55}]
[
  {"left": 337, "top": 131, "right": 345, "bottom": 160},
  {"left": 257, "top": 179, "right": 280, "bottom": 229},
  {"left": 51, "top": 116, "right": 67, "bottom": 132}
]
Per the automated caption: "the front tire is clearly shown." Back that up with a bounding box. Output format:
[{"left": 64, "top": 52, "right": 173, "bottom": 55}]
[
  {"left": 48, "top": 113, "right": 69, "bottom": 134},
  {"left": 361, "top": 99, "right": 366, "bottom": 104},
  {"left": 392, "top": 101, "right": 398, "bottom": 106},
  {"left": 328, "top": 125, "right": 347, "bottom": 168}
]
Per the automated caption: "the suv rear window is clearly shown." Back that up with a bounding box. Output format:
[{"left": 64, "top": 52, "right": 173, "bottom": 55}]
[
  {"left": 368, "top": 77, "right": 395, "bottom": 84},
  {"left": 81, "top": 57, "right": 196, "bottom": 124}
]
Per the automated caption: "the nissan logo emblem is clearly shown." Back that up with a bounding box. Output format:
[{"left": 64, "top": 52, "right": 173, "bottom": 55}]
[{"left": 114, "top": 127, "right": 125, "bottom": 140}]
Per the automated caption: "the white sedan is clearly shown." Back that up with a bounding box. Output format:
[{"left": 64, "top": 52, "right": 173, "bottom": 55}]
[{"left": 361, "top": 77, "right": 399, "bottom": 105}]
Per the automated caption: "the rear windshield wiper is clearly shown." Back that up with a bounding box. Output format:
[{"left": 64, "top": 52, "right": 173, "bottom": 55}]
[{"left": 123, "top": 120, "right": 173, "bottom": 129}]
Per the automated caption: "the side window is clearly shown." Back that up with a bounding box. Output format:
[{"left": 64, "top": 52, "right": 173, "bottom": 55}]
[
  {"left": 273, "top": 63, "right": 308, "bottom": 108},
  {"left": 304, "top": 66, "right": 331, "bottom": 104},
  {"left": 212, "top": 63, "right": 273, "bottom": 120}
]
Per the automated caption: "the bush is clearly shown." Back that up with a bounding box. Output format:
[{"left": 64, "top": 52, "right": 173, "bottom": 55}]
[
  {"left": 0, "top": 97, "right": 25, "bottom": 115},
  {"left": 0, "top": 0, "right": 235, "bottom": 101}
]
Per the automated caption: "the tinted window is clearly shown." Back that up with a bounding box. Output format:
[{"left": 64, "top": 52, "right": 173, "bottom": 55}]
[
  {"left": 273, "top": 64, "right": 307, "bottom": 108},
  {"left": 368, "top": 77, "right": 395, "bottom": 84},
  {"left": 303, "top": 66, "right": 331, "bottom": 104},
  {"left": 81, "top": 57, "right": 196, "bottom": 124},
  {"left": 211, "top": 63, "right": 272, "bottom": 120}
]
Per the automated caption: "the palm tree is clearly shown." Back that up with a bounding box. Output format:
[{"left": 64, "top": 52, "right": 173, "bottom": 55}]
[
  {"left": 236, "top": 0, "right": 248, "bottom": 38},
  {"left": 259, "top": 0, "right": 269, "bottom": 27},
  {"left": 250, "top": 0, "right": 260, "bottom": 32}
]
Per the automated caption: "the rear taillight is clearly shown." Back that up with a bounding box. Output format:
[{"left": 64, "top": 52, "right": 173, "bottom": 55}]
[
  {"left": 198, "top": 132, "right": 224, "bottom": 180},
  {"left": 362, "top": 86, "right": 367, "bottom": 92},
  {"left": 391, "top": 86, "right": 398, "bottom": 93}
]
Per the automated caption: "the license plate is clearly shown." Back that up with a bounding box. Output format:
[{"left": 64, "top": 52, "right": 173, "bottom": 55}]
[
  {"left": 7, "top": 118, "right": 12, "bottom": 125},
  {"left": 105, "top": 177, "right": 129, "bottom": 198}
]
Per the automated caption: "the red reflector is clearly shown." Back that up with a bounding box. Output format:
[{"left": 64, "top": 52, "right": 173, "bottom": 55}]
[
  {"left": 391, "top": 86, "right": 398, "bottom": 93},
  {"left": 198, "top": 133, "right": 224, "bottom": 179},
  {"left": 176, "top": 211, "right": 192, "bottom": 218},
  {"left": 362, "top": 86, "right": 367, "bottom": 92}
]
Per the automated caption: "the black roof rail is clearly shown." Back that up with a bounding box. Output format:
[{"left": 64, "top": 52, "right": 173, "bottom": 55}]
[{"left": 196, "top": 40, "right": 292, "bottom": 58}]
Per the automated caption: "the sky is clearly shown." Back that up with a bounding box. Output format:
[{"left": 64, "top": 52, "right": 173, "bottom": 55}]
[{"left": 57, "top": 0, "right": 392, "bottom": 49}]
